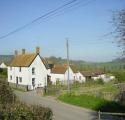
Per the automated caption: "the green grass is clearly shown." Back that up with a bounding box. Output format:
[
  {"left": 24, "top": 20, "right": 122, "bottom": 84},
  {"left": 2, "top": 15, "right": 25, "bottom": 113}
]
[
  {"left": 58, "top": 94, "right": 125, "bottom": 112},
  {"left": 100, "top": 84, "right": 118, "bottom": 93}
]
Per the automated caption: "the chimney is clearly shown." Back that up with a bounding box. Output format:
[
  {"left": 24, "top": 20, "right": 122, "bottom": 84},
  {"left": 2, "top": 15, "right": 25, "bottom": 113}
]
[
  {"left": 36, "top": 47, "right": 40, "bottom": 54},
  {"left": 22, "top": 49, "right": 26, "bottom": 55},
  {"left": 14, "top": 50, "right": 18, "bottom": 56}
]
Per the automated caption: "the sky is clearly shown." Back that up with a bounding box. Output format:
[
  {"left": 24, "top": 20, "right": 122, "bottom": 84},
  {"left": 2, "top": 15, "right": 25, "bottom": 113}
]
[{"left": 0, "top": 0, "right": 125, "bottom": 62}]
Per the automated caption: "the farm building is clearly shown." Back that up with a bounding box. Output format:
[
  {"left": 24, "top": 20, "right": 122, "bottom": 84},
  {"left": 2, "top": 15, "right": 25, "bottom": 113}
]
[
  {"left": 50, "top": 65, "right": 85, "bottom": 84},
  {"left": 80, "top": 70, "right": 115, "bottom": 82}
]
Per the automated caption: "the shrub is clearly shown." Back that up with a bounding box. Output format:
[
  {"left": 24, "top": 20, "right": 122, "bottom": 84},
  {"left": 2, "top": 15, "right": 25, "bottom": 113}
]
[
  {"left": 0, "top": 80, "right": 53, "bottom": 120},
  {"left": 0, "top": 80, "right": 15, "bottom": 105},
  {"left": 96, "top": 79, "right": 104, "bottom": 85},
  {"left": 113, "top": 71, "right": 125, "bottom": 82},
  {"left": 31, "top": 105, "right": 53, "bottom": 120},
  {"left": 0, "top": 68, "right": 7, "bottom": 77},
  {"left": 0, "top": 102, "right": 53, "bottom": 120}
]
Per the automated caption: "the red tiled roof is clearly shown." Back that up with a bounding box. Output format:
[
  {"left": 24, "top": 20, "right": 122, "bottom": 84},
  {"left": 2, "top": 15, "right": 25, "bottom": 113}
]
[{"left": 51, "top": 65, "right": 67, "bottom": 74}]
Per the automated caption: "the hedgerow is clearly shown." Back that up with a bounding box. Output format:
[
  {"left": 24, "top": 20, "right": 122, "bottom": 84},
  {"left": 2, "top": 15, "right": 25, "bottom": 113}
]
[{"left": 0, "top": 79, "right": 53, "bottom": 120}]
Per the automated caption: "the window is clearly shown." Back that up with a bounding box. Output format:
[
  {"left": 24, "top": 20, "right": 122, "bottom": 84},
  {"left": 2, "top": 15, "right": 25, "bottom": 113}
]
[
  {"left": 32, "top": 78, "right": 35, "bottom": 86},
  {"left": 16, "top": 77, "right": 18, "bottom": 84},
  {"left": 19, "top": 67, "right": 21, "bottom": 72},
  {"left": 19, "top": 77, "right": 22, "bottom": 82},
  {"left": 10, "top": 75, "right": 12, "bottom": 80},
  {"left": 32, "top": 67, "right": 35, "bottom": 75},
  {"left": 74, "top": 76, "right": 76, "bottom": 80}
]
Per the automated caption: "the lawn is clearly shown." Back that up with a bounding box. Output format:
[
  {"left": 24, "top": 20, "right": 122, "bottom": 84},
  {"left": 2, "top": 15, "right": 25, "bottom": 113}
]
[{"left": 58, "top": 94, "right": 125, "bottom": 112}]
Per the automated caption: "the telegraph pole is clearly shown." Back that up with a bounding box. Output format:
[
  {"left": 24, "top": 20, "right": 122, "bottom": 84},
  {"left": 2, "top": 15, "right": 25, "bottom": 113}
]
[{"left": 66, "top": 38, "right": 70, "bottom": 93}]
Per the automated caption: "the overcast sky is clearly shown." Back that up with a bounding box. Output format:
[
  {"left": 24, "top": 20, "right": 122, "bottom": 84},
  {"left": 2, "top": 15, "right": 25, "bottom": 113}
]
[{"left": 0, "top": 0, "right": 125, "bottom": 62}]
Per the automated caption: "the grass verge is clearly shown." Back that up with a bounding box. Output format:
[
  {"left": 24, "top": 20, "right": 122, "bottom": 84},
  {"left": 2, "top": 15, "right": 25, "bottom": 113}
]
[{"left": 58, "top": 94, "right": 125, "bottom": 112}]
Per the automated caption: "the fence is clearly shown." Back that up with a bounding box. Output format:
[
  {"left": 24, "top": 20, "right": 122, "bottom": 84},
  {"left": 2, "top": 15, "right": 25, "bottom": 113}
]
[{"left": 98, "top": 111, "right": 125, "bottom": 120}]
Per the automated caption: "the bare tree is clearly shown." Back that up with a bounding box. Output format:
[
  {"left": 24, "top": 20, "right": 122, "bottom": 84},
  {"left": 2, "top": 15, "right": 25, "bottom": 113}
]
[
  {"left": 113, "top": 9, "right": 125, "bottom": 53},
  {"left": 113, "top": 9, "right": 125, "bottom": 104}
]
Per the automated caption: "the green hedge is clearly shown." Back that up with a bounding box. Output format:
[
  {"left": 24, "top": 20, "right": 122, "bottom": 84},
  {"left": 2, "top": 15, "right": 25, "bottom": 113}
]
[
  {"left": 0, "top": 79, "right": 53, "bottom": 120},
  {"left": 0, "top": 103, "right": 53, "bottom": 120}
]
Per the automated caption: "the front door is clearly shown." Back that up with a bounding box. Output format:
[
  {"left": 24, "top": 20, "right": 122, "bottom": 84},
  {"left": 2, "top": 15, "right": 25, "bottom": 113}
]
[{"left": 32, "top": 78, "right": 35, "bottom": 89}]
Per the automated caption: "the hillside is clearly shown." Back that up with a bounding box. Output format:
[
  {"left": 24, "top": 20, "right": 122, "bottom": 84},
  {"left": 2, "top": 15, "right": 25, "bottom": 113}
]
[
  {"left": 0, "top": 55, "right": 13, "bottom": 64},
  {"left": 113, "top": 57, "right": 125, "bottom": 62},
  {"left": 0, "top": 55, "right": 125, "bottom": 71}
]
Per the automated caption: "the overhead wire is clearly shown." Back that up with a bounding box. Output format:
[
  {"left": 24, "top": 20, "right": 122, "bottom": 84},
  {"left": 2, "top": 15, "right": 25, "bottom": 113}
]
[
  {"left": 0, "top": 0, "right": 78, "bottom": 39},
  {"left": 0, "top": 0, "right": 97, "bottom": 39}
]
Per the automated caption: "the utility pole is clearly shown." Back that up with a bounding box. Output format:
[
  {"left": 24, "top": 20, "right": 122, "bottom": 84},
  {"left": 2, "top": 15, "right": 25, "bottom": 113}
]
[{"left": 66, "top": 38, "right": 70, "bottom": 93}]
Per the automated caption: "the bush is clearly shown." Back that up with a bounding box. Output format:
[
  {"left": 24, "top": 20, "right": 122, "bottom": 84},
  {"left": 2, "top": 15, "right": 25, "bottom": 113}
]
[
  {"left": 96, "top": 79, "right": 104, "bottom": 85},
  {"left": 71, "top": 81, "right": 81, "bottom": 88},
  {"left": 0, "top": 80, "right": 53, "bottom": 120},
  {"left": 0, "top": 68, "right": 7, "bottom": 77},
  {"left": 113, "top": 71, "right": 125, "bottom": 82},
  {"left": 0, "top": 80, "right": 15, "bottom": 105},
  {"left": 0, "top": 102, "right": 53, "bottom": 120}
]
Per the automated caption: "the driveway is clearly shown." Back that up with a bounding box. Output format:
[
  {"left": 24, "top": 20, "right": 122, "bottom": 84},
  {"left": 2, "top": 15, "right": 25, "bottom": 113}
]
[{"left": 15, "top": 91, "right": 98, "bottom": 120}]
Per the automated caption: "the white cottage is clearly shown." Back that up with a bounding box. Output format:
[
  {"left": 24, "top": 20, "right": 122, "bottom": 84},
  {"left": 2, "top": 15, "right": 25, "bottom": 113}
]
[
  {"left": 75, "top": 71, "right": 86, "bottom": 82},
  {"left": 8, "top": 47, "right": 49, "bottom": 90},
  {"left": 50, "top": 65, "right": 76, "bottom": 84}
]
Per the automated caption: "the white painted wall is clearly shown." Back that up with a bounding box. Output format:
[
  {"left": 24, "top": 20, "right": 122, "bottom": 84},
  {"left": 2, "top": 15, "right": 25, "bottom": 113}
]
[
  {"left": 50, "top": 73, "right": 64, "bottom": 84},
  {"left": 102, "top": 75, "right": 115, "bottom": 82},
  {"left": 28, "top": 55, "right": 48, "bottom": 89},
  {"left": 8, "top": 66, "right": 29, "bottom": 85},
  {"left": 75, "top": 72, "right": 86, "bottom": 82},
  {"left": 92, "top": 76, "right": 100, "bottom": 80},
  {"left": 0, "top": 62, "right": 7, "bottom": 68},
  {"left": 64, "top": 67, "right": 75, "bottom": 81}
]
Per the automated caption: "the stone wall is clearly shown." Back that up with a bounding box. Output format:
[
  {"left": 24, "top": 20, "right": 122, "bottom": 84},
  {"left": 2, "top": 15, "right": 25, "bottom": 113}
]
[{"left": 8, "top": 82, "right": 28, "bottom": 91}]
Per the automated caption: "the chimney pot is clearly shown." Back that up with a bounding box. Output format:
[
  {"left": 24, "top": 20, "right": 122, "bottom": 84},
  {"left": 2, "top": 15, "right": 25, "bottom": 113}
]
[
  {"left": 22, "top": 49, "right": 26, "bottom": 55},
  {"left": 14, "top": 50, "right": 18, "bottom": 56},
  {"left": 36, "top": 47, "right": 40, "bottom": 54}
]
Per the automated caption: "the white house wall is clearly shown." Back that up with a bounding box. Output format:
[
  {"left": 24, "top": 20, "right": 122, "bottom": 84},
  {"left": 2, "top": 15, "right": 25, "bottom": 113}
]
[
  {"left": 8, "top": 67, "right": 29, "bottom": 85},
  {"left": 64, "top": 67, "right": 75, "bottom": 81},
  {"left": 92, "top": 76, "right": 100, "bottom": 80},
  {"left": 28, "top": 55, "right": 48, "bottom": 89},
  {"left": 50, "top": 73, "right": 64, "bottom": 84},
  {"left": 76, "top": 72, "right": 86, "bottom": 82}
]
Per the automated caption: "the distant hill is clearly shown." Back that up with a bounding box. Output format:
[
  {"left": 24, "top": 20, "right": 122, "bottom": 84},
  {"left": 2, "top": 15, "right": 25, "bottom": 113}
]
[
  {"left": 0, "top": 55, "right": 124, "bottom": 71},
  {"left": 45, "top": 56, "right": 96, "bottom": 71},
  {"left": 46, "top": 56, "right": 86, "bottom": 65},
  {"left": 0, "top": 55, "right": 13, "bottom": 65},
  {"left": 113, "top": 57, "right": 125, "bottom": 62}
]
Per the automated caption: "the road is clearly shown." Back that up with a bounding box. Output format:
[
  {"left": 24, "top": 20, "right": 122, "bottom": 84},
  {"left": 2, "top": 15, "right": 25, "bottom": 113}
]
[{"left": 15, "top": 91, "right": 98, "bottom": 120}]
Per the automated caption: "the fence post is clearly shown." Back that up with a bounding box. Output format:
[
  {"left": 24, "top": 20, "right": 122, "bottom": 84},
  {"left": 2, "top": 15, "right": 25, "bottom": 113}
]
[{"left": 98, "top": 110, "right": 101, "bottom": 120}]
